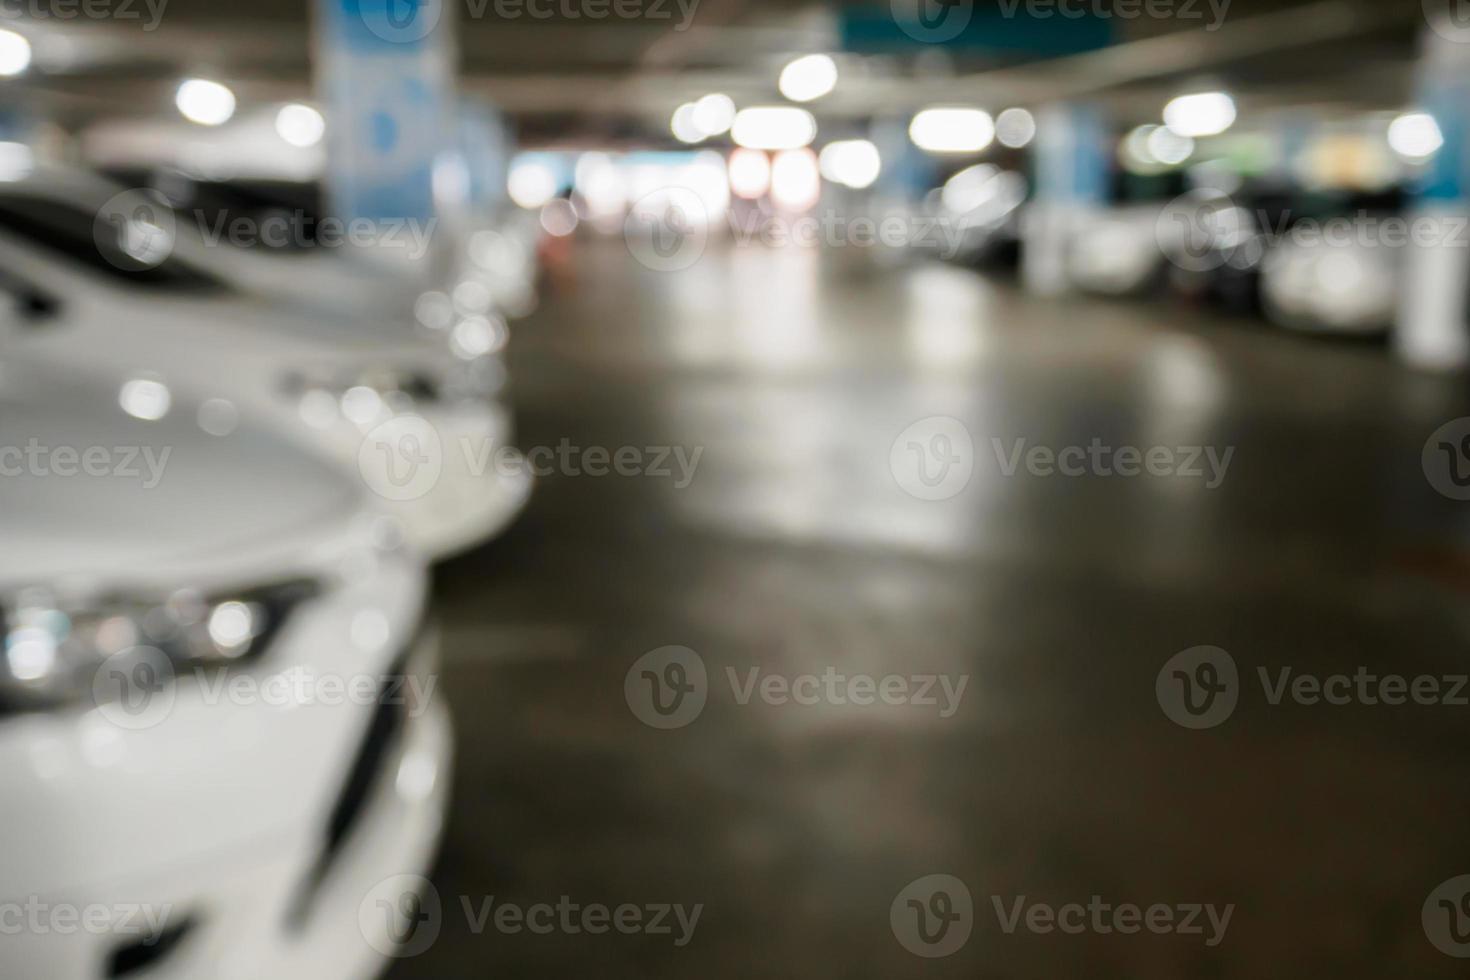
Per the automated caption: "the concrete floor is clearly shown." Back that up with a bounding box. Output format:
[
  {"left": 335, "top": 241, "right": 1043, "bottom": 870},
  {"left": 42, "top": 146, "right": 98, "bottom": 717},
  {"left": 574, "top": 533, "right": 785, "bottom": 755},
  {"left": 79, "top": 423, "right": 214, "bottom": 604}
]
[{"left": 396, "top": 240, "right": 1470, "bottom": 978}]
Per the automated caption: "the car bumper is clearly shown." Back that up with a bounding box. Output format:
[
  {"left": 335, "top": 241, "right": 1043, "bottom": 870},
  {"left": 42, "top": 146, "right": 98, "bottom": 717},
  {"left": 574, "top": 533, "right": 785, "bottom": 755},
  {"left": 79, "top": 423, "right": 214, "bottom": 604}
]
[{"left": 0, "top": 553, "right": 451, "bottom": 980}]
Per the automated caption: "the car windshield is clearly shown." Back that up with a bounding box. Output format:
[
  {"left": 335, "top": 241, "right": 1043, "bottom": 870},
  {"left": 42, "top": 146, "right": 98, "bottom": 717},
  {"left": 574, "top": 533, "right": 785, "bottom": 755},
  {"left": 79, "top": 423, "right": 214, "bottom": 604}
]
[{"left": 0, "top": 193, "right": 229, "bottom": 293}]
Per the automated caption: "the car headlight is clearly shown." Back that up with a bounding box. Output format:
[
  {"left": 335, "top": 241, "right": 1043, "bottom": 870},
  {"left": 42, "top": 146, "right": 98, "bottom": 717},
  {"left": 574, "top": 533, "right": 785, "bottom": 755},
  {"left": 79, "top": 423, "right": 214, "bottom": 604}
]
[
  {"left": 0, "top": 579, "right": 318, "bottom": 714},
  {"left": 283, "top": 368, "right": 445, "bottom": 428}
]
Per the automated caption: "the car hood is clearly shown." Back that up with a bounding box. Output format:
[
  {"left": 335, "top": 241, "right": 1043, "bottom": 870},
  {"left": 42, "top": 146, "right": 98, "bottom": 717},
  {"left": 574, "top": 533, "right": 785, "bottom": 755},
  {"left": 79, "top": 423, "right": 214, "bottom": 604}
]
[{"left": 0, "top": 355, "right": 365, "bottom": 589}]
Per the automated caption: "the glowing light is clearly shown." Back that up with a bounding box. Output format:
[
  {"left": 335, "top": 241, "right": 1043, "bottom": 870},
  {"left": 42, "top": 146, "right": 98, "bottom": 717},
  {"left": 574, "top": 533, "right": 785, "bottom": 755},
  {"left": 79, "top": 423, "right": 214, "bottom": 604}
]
[
  {"left": 507, "top": 158, "right": 559, "bottom": 209},
  {"left": 909, "top": 108, "right": 994, "bottom": 154},
  {"left": 176, "top": 79, "right": 236, "bottom": 127},
  {"left": 817, "top": 139, "right": 881, "bottom": 189},
  {"left": 0, "top": 30, "right": 30, "bottom": 77},
  {"left": 778, "top": 54, "right": 838, "bottom": 103},
  {"left": 1388, "top": 111, "right": 1443, "bottom": 161},
  {"left": 0, "top": 142, "right": 33, "bottom": 182},
  {"left": 207, "top": 601, "right": 255, "bottom": 655},
  {"left": 732, "top": 106, "right": 817, "bottom": 150},
  {"left": 340, "top": 386, "right": 385, "bottom": 425},
  {"left": 414, "top": 291, "right": 454, "bottom": 331},
  {"left": 1162, "top": 91, "right": 1236, "bottom": 138},
  {"left": 540, "top": 198, "right": 579, "bottom": 237},
  {"left": 119, "top": 379, "right": 171, "bottom": 421},
  {"left": 1146, "top": 126, "right": 1195, "bottom": 165},
  {"left": 770, "top": 148, "right": 821, "bottom": 211},
  {"left": 451, "top": 315, "right": 508, "bottom": 360},
  {"left": 728, "top": 148, "right": 772, "bottom": 199},
  {"left": 275, "top": 103, "right": 325, "bottom": 148},
  {"left": 693, "top": 93, "right": 736, "bottom": 136},
  {"left": 671, "top": 102, "right": 705, "bottom": 144},
  {"left": 995, "top": 108, "right": 1036, "bottom": 148}
]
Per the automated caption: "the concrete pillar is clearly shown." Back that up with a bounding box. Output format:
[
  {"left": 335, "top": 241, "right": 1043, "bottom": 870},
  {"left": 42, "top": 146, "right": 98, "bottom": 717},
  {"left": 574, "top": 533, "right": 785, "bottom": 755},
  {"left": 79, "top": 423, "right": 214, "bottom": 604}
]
[
  {"left": 1397, "top": 17, "right": 1470, "bottom": 370},
  {"left": 1022, "top": 103, "right": 1109, "bottom": 296}
]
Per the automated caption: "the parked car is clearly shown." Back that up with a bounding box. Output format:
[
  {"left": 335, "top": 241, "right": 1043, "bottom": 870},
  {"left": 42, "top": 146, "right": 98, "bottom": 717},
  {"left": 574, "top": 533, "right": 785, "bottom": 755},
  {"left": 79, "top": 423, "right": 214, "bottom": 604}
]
[
  {"left": 0, "top": 167, "right": 531, "bottom": 560},
  {"left": 0, "top": 339, "right": 449, "bottom": 978},
  {"left": 1258, "top": 188, "right": 1405, "bottom": 336}
]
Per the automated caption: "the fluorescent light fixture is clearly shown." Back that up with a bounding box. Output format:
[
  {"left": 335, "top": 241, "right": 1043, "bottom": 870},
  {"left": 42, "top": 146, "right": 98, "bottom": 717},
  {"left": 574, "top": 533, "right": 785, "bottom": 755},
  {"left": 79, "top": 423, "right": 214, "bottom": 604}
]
[
  {"left": 909, "top": 108, "right": 994, "bottom": 154},
  {"left": 0, "top": 29, "right": 30, "bottom": 77},
  {"left": 671, "top": 102, "right": 705, "bottom": 144},
  {"left": 818, "top": 139, "right": 881, "bottom": 189},
  {"left": 176, "top": 79, "right": 237, "bottom": 126},
  {"left": 1387, "top": 111, "right": 1444, "bottom": 161},
  {"left": 995, "top": 108, "right": 1036, "bottom": 148},
  {"left": 1146, "top": 126, "right": 1194, "bottom": 165},
  {"left": 732, "top": 106, "right": 817, "bottom": 151},
  {"left": 1162, "top": 92, "right": 1236, "bottom": 138},
  {"left": 778, "top": 54, "right": 838, "bottom": 103},
  {"left": 692, "top": 93, "right": 736, "bottom": 136},
  {"left": 275, "top": 104, "right": 325, "bottom": 148}
]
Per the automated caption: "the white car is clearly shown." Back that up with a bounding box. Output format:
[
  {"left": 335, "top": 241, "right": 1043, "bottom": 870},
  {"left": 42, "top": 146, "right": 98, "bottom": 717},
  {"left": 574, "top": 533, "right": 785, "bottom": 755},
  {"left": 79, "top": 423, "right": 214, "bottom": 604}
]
[
  {"left": 1067, "top": 204, "right": 1170, "bottom": 296},
  {"left": 0, "top": 343, "right": 449, "bottom": 979},
  {"left": 0, "top": 167, "right": 530, "bottom": 560},
  {"left": 1260, "top": 230, "right": 1398, "bottom": 335}
]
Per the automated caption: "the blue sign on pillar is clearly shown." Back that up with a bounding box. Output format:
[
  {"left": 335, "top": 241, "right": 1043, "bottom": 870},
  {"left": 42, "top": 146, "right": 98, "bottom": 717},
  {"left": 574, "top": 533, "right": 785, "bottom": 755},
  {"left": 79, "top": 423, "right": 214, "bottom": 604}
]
[
  {"left": 316, "top": 0, "right": 456, "bottom": 225},
  {"left": 1034, "top": 103, "right": 1109, "bottom": 206}
]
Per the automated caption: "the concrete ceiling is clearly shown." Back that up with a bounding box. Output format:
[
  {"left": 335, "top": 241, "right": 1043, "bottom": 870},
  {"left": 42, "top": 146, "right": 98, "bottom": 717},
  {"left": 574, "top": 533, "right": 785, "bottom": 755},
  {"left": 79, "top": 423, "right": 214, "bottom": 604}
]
[{"left": 0, "top": 0, "right": 1426, "bottom": 137}]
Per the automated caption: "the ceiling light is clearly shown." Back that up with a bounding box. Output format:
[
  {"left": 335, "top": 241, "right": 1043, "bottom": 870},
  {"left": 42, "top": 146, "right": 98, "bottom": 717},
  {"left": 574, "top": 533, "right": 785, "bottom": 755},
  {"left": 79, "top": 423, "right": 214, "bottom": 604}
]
[
  {"left": 1146, "top": 126, "right": 1194, "bottom": 165},
  {"left": 692, "top": 93, "right": 736, "bottom": 136},
  {"left": 1162, "top": 92, "right": 1236, "bottom": 139},
  {"left": 994, "top": 108, "right": 1036, "bottom": 148},
  {"left": 275, "top": 103, "right": 325, "bottom": 148},
  {"left": 671, "top": 102, "right": 705, "bottom": 144},
  {"left": 176, "top": 79, "right": 237, "bottom": 126},
  {"left": 1387, "top": 111, "right": 1443, "bottom": 161},
  {"left": 818, "top": 139, "right": 881, "bottom": 189},
  {"left": 909, "top": 108, "right": 994, "bottom": 154},
  {"left": 732, "top": 106, "right": 817, "bottom": 151},
  {"left": 778, "top": 54, "right": 837, "bottom": 103},
  {"left": 0, "top": 30, "right": 31, "bottom": 77}
]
